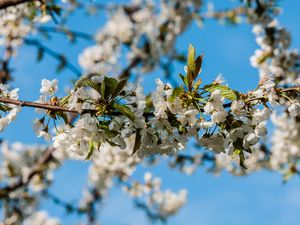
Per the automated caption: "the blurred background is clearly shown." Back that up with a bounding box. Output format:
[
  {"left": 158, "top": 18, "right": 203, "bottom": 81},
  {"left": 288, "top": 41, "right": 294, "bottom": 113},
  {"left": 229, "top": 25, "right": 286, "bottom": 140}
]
[{"left": 2, "top": 0, "right": 300, "bottom": 224}]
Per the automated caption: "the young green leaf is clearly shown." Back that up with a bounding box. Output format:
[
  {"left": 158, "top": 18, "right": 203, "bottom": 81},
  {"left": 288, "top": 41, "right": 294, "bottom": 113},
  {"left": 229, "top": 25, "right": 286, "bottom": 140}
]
[
  {"left": 0, "top": 104, "right": 12, "bottom": 112},
  {"left": 179, "top": 73, "right": 188, "bottom": 86},
  {"left": 203, "top": 84, "right": 238, "bottom": 101},
  {"left": 187, "top": 45, "right": 197, "bottom": 90},
  {"left": 76, "top": 77, "right": 100, "bottom": 93},
  {"left": 85, "top": 141, "right": 95, "bottom": 160},
  {"left": 187, "top": 44, "right": 196, "bottom": 72},
  {"left": 169, "top": 86, "right": 184, "bottom": 102},
  {"left": 113, "top": 103, "right": 135, "bottom": 120}
]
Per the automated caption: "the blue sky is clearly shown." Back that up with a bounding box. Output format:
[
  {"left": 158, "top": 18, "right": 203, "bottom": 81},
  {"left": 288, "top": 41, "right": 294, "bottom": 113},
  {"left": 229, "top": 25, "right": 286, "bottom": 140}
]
[{"left": 2, "top": 0, "right": 300, "bottom": 224}]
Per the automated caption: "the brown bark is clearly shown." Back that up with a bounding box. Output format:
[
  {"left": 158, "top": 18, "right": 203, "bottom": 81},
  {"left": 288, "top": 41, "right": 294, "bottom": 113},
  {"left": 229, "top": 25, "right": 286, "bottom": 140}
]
[
  {"left": 0, "top": 97, "right": 79, "bottom": 113},
  {"left": 0, "top": 0, "right": 39, "bottom": 9}
]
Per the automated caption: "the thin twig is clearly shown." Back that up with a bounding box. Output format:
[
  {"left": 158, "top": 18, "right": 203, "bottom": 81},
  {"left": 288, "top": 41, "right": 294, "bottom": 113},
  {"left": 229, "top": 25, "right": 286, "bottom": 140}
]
[
  {"left": 0, "top": 0, "right": 38, "bottom": 9},
  {"left": 24, "top": 38, "right": 82, "bottom": 77},
  {"left": 0, "top": 97, "right": 80, "bottom": 113},
  {"left": 37, "top": 26, "right": 94, "bottom": 41}
]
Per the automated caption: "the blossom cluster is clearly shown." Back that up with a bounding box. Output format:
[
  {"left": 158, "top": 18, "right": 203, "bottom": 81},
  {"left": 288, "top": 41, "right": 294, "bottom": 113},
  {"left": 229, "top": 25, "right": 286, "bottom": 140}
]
[
  {"left": 0, "top": 142, "right": 63, "bottom": 225},
  {"left": 0, "top": 84, "right": 20, "bottom": 131},
  {"left": 0, "top": 1, "right": 51, "bottom": 47},
  {"left": 79, "top": 0, "right": 202, "bottom": 74},
  {"left": 0, "top": 1, "right": 300, "bottom": 224},
  {"left": 123, "top": 172, "right": 187, "bottom": 219}
]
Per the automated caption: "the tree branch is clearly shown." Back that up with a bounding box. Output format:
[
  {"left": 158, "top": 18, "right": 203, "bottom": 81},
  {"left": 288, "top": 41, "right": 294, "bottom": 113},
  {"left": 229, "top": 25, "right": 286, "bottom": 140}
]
[
  {"left": 0, "top": 97, "right": 80, "bottom": 113},
  {"left": 37, "top": 26, "right": 94, "bottom": 41},
  {"left": 0, "top": 0, "right": 38, "bottom": 9},
  {"left": 0, "top": 147, "right": 55, "bottom": 198},
  {"left": 24, "top": 38, "right": 82, "bottom": 77},
  {"left": 0, "top": 87, "right": 298, "bottom": 117}
]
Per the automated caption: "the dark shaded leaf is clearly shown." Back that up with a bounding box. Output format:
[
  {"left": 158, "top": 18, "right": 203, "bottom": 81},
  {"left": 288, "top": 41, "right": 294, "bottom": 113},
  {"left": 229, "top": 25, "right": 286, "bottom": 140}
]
[
  {"left": 111, "top": 79, "right": 127, "bottom": 100},
  {"left": 76, "top": 77, "right": 100, "bottom": 93},
  {"left": 132, "top": 129, "right": 142, "bottom": 155},
  {"left": 102, "top": 77, "right": 118, "bottom": 100},
  {"left": 57, "top": 111, "right": 69, "bottom": 124},
  {"left": 194, "top": 55, "right": 203, "bottom": 78},
  {"left": 179, "top": 73, "right": 188, "bottom": 86},
  {"left": 104, "top": 130, "right": 119, "bottom": 138}
]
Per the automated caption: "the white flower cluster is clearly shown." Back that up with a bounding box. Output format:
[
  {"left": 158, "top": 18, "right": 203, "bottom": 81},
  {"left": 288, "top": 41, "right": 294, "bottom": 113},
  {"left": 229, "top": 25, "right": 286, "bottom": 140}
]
[
  {"left": 203, "top": 90, "right": 228, "bottom": 124},
  {"left": 0, "top": 142, "right": 65, "bottom": 225},
  {"left": 46, "top": 71, "right": 297, "bottom": 166},
  {"left": 270, "top": 113, "right": 300, "bottom": 170},
  {"left": 87, "top": 136, "right": 140, "bottom": 196},
  {"left": 123, "top": 172, "right": 187, "bottom": 219},
  {"left": 0, "top": 2, "right": 51, "bottom": 47},
  {"left": 0, "top": 142, "right": 58, "bottom": 192},
  {"left": 33, "top": 79, "right": 59, "bottom": 141},
  {"left": 250, "top": 21, "right": 300, "bottom": 86},
  {"left": 79, "top": 0, "right": 202, "bottom": 75},
  {"left": 24, "top": 211, "right": 61, "bottom": 225},
  {"left": 0, "top": 84, "right": 20, "bottom": 132}
]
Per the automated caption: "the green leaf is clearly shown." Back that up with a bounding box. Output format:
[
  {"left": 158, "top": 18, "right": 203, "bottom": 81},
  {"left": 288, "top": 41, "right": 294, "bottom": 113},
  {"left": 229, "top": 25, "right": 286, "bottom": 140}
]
[
  {"left": 106, "top": 140, "right": 121, "bottom": 147},
  {"left": 145, "top": 94, "right": 153, "bottom": 112},
  {"left": 203, "top": 84, "right": 238, "bottom": 101},
  {"left": 193, "top": 78, "right": 202, "bottom": 90},
  {"left": 239, "top": 150, "right": 247, "bottom": 169},
  {"left": 104, "top": 130, "right": 119, "bottom": 138},
  {"left": 102, "top": 77, "right": 118, "bottom": 100},
  {"left": 179, "top": 73, "right": 188, "bottom": 86},
  {"left": 59, "top": 95, "right": 70, "bottom": 107},
  {"left": 101, "top": 79, "right": 106, "bottom": 99},
  {"left": 187, "top": 44, "right": 196, "bottom": 73},
  {"left": 187, "top": 45, "right": 196, "bottom": 90},
  {"left": 76, "top": 77, "right": 100, "bottom": 93},
  {"left": 113, "top": 103, "right": 135, "bottom": 120},
  {"left": 233, "top": 149, "right": 247, "bottom": 170},
  {"left": 132, "top": 129, "right": 142, "bottom": 155},
  {"left": 187, "top": 71, "right": 194, "bottom": 91},
  {"left": 194, "top": 55, "right": 203, "bottom": 78},
  {"left": 0, "top": 104, "right": 12, "bottom": 112},
  {"left": 57, "top": 111, "right": 69, "bottom": 124},
  {"left": 170, "top": 86, "right": 184, "bottom": 102},
  {"left": 111, "top": 79, "right": 127, "bottom": 100},
  {"left": 85, "top": 141, "right": 95, "bottom": 160}
]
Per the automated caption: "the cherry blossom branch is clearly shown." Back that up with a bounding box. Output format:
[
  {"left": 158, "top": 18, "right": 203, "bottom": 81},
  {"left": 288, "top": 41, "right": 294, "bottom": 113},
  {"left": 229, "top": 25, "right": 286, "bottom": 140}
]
[
  {"left": 0, "top": 147, "right": 55, "bottom": 198},
  {"left": 0, "top": 96, "right": 232, "bottom": 116},
  {"left": 0, "top": 97, "right": 79, "bottom": 113},
  {"left": 1, "top": 86, "right": 299, "bottom": 116}
]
